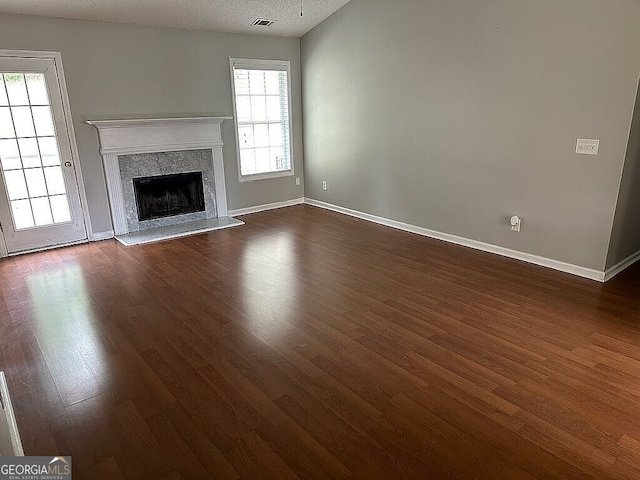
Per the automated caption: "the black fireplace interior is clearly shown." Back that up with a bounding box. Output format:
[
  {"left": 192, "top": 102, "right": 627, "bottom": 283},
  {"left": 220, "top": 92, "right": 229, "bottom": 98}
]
[{"left": 133, "top": 172, "right": 205, "bottom": 221}]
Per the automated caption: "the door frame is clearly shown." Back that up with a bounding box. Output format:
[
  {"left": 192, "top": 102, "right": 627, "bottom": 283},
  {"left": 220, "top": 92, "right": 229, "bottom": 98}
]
[
  {"left": 0, "top": 224, "right": 6, "bottom": 257},
  {"left": 0, "top": 49, "right": 92, "bottom": 258}
]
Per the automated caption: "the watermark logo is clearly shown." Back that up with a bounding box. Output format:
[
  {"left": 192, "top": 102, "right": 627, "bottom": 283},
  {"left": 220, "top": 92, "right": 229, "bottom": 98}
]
[{"left": 0, "top": 456, "right": 71, "bottom": 480}]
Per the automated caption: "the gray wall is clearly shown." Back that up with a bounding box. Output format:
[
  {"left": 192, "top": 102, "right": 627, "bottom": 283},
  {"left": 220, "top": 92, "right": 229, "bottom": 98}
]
[
  {"left": 607, "top": 81, "right": 640, "bottom": 268},
  {"left": 0, "top": 14, "right": 304, "bottom": 235},
  {"left": 301, "top": 0, "right": 640, "bottom": 271}
]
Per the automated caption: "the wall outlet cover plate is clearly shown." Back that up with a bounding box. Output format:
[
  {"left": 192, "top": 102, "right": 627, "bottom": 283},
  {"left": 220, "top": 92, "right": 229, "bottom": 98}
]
[{"left": 576, "top": 139, "right": 600, "bottom": 155}]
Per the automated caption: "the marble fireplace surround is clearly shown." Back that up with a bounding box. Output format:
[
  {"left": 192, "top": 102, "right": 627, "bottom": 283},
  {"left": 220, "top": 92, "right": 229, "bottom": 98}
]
[
  {"left": 87, "top": 117, "right": 232, "bottom": 236},
  {"left": 119, "top": 149, "right": 216, "bottom": 233}
]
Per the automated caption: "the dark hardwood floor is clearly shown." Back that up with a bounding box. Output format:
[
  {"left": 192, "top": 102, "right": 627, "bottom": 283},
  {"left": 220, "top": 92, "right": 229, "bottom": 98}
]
[{"left": 1, "top": 204, "right": 640, "bottom": 479}]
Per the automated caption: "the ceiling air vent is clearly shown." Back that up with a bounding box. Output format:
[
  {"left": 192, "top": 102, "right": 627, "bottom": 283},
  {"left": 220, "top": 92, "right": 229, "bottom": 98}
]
[{"left": 252, "top": 18, "right": 275, "bottom": 27}]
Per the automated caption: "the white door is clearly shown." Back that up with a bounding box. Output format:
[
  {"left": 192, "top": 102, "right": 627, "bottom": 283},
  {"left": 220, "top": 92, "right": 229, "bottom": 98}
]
[{"left": 0, "top": 56, "right": 86, "bottom": 254}]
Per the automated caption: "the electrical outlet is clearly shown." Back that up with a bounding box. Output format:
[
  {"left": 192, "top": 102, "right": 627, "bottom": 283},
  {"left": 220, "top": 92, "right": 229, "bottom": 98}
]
[
  {"left": 510, "top": 215, "right": 521, "bottom": 232},
  {"left": 576, "top": 139, "right": 600, "bottom": 155},
  {"left": 322, "top": 180, "right": 327, "bottom": 191},
  {"left": 295, "top": 177, "right": 300, "bottom": 186}
]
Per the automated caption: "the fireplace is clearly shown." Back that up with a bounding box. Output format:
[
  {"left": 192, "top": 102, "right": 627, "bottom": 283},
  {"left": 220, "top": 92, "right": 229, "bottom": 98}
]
[
  {"left": 87, "top": 117, "right": 243, "bottom": 245},
  {"left": 133, "top": 172, "right": 205, "bottom": 221}
]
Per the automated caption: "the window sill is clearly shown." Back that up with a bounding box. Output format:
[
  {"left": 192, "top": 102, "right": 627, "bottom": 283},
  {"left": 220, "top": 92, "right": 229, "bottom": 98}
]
[{"left": 239, "top": 170, "right": 294, "bottom": 183}]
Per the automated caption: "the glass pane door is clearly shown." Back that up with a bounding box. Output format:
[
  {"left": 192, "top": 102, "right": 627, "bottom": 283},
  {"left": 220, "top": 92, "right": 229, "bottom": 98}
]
[
  {"left": 0, "top": 73, "right": 72, "bottom": 230},
  {"left": 0, "top": 56, "right": 86, "bottom": 254}
]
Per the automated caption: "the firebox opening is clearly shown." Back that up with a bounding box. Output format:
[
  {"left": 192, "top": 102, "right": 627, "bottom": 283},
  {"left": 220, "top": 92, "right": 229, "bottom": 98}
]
[{"left": 133, "top": 172, "right": 205, "bottom": 222}]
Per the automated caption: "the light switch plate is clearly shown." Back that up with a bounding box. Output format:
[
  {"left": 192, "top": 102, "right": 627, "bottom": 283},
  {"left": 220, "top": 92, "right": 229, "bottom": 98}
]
[{"left": 576, "top": 139, "right": 600, "bottom": 155}]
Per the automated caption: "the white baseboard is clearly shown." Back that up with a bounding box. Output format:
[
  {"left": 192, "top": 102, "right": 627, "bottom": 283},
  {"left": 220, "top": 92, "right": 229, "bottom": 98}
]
[
  {"left": 91, "top": 230, "right": 115, "bottom": 241},
  {"left": 304, "top": 198, "right": 606, "bottom": 282},
  {"left": 604, "top": 249, "right": 640, "bottom": 282},
  {"left": 228, "top": 197, "right": 305, "bottom": 217},
  {"left": 0, "top": 233, "right": 7, "bottom": 258},
  {"left": 0, "top": 372, "right": 24, "bottom": 456}
]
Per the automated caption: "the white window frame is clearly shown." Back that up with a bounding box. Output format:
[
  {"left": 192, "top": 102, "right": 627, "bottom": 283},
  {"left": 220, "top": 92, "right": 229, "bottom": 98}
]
[{"left": 229, "top": 58, "right": 295, "bottom": 182}]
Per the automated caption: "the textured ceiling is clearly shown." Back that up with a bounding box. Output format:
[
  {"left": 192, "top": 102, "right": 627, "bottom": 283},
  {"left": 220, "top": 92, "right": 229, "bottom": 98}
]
[{"left": 0, "top": 0, "right": 351, "bottom": 37}]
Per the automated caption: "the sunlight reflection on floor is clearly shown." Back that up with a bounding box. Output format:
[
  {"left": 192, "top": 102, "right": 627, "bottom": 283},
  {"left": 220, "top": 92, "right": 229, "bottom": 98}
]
[
  {"left": 25, "top": 264, "right": 109, "bottom": 406},
  {"left": 240, "top": 231, "right": 300, "bottom": 337}
]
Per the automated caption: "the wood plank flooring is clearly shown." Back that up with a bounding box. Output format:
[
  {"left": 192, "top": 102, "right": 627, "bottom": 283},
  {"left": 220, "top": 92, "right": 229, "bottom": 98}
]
[{"left": 1, "top": 204, "right": 640, "bottom": 479}]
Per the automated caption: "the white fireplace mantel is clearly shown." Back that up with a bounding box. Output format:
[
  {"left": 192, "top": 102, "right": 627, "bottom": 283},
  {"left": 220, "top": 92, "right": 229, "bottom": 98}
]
[{"left": 87, "top": 116, "right": 232, "bottom": 236}]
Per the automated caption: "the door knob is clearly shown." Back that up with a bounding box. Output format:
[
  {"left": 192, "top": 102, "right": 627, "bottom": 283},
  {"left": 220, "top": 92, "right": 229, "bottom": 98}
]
[{"left": 64, "top": 161, "right": 72, "bottom": 167}]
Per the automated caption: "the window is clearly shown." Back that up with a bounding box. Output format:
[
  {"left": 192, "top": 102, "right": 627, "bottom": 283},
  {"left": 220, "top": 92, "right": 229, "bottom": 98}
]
[
  {"left": 0, "top": 72, "right": 71, "bottom": 229},
  {"left": 230, "top": 58, "right": 293, "bottom": 181}
]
